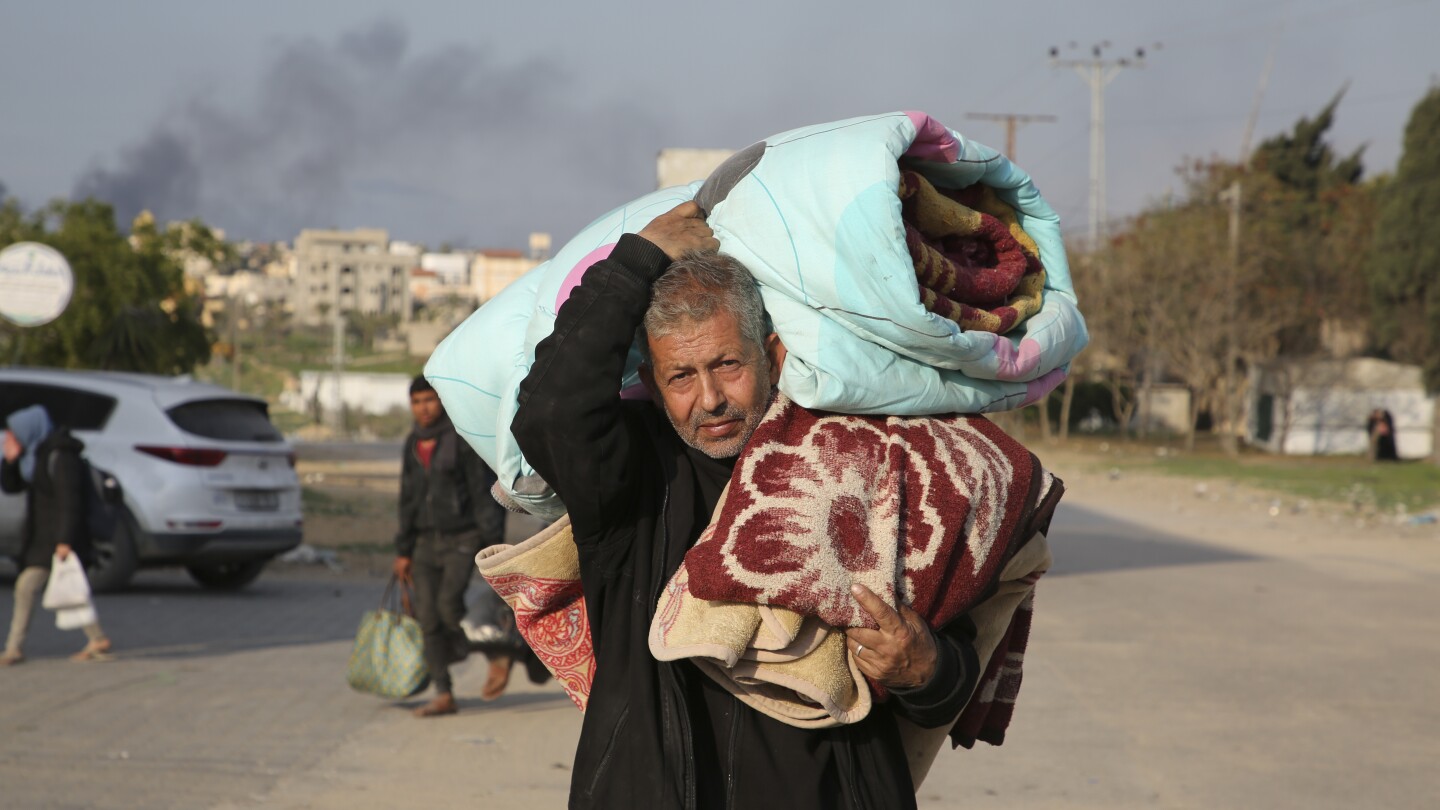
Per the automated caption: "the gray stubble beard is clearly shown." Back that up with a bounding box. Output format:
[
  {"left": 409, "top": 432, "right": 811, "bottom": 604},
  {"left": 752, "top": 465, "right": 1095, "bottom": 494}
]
[{"left": 667, "top": 385, "right": 779, "bottom": 460}]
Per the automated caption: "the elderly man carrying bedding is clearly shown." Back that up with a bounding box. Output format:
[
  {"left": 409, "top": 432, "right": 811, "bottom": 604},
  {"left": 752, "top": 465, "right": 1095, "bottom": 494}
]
[{"left": 513, "top": 202, "right": 995, "bottom": 810}]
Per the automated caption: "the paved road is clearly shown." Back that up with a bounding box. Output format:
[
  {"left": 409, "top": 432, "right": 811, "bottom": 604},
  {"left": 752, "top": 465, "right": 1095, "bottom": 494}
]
[{"left": 2, "top": 472, "right": 1437, "bottom": 809}]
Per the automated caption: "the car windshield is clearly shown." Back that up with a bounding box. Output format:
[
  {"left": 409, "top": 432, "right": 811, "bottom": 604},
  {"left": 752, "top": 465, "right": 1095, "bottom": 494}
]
[{"left": 166, "top": 399, "right": 283, "bottom": 443}]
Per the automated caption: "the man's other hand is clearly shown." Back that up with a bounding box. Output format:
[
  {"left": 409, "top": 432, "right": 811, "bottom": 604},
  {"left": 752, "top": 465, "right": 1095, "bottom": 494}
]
[
  {"left": 844, "top": 584, "right": 938, "bottom": 690},
  {"left": 2, "top": 431, "right": 20, "bottom": 463},
  {"left": 637, "top": 201, "right": 719, "bottom": 260},
  {"left": 393, "top": 556, "right": 412, "bottom": 582}
]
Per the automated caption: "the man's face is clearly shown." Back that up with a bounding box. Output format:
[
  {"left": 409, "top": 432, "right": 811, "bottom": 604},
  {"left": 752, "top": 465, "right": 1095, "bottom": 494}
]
[
  {"left": 410, "top": 390, "right": 443, "bottom": 428},
  {"left": 642, "top": 310, "right": 786, "bottom": 459}
]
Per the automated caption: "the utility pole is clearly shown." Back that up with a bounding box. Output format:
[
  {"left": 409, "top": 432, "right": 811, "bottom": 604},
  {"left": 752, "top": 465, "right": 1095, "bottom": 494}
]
[
  {"left": 1050, "top": 42, "right": 1155, "bottom": 247},
  {"left": 1048, "top": 41, "right": 1155, "bottom": 443},
  {"left": 330, "top": 297, "right": 346, "bottom": 436},
  {"left": 964, "top": 113, "right": 1056, "bottom": 160},
  {"left": 1219, "top": 35, "right": 1279, "bottom": 455}
]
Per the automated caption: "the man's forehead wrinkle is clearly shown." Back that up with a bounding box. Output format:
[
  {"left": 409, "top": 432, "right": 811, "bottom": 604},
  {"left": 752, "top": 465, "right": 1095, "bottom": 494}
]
[{"left": 657, "top": 339, "right": 748, "bottom": 372}]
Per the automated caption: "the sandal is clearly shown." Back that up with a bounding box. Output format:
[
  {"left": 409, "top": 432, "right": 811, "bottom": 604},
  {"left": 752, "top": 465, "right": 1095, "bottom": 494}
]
[
  {"left": 0, "top": 651, "right": 23, "bottom": 667},
  {"left": 412, "top": 693, "right": 458, "bottom": 717},
  {"left": 72, "top": 639, "right": 115, "bottom": 662}
]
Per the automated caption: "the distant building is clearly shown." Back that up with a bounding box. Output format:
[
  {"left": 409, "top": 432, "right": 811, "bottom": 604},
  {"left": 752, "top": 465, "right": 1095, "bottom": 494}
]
[
  {"left": 471, "top": 238, "right": 547, "bottom": 302},
  {"left": 421, "top": 252, "right": 470, "bottom": 286},
  {"left": 657, "top": 147, "right": 735, "bottom": 189},
  {"left": 280, "top": 370, "right": 413, "bottom": 418},
  {"left": 1247, "top": 357, "right": 1434, "bottom": 458},
  {"left": 291, "top": 228, "right": 413, "bottom": 326},
  {"left": 389, "top": 240, "right": 424, "bottom": 260},
  {"left": 1133, "top": 383, "right": 1193, "bottom": 435},
  {"left": 409, "top": 267, "right": 443, "bottom": 304}
]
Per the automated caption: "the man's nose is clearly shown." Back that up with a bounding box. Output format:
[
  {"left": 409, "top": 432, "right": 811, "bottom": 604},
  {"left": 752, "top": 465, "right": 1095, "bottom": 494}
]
[{"left": 697, "top": 374, "right": 726, "bottom": 414}]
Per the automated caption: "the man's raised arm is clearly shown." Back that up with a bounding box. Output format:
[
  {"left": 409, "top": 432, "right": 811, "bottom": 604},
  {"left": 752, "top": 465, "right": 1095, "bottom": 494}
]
[{"left": 511, "top": 202, "right": 718, "bottom": 536}]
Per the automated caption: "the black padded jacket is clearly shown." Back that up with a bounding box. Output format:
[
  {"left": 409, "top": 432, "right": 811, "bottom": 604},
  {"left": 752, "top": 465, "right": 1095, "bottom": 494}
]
[{"left": 511, "top": 234, "right": 979, "bottom": 810}]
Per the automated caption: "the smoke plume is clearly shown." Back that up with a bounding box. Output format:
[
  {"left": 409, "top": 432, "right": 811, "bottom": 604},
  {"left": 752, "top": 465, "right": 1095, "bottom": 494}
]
[{"left": 73, "top": 19, "right": 667, "bottom": 247}]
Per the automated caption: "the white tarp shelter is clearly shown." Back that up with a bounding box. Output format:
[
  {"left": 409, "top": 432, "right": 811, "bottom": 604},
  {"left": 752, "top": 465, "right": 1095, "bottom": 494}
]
[{"left": 1247, "top": 357, "right": 1433, "bottom": 459}]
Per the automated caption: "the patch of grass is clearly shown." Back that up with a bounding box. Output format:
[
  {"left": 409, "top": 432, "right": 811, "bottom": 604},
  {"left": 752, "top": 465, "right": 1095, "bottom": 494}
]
[
  {"left": 302, "top": 487, "right": 361, "bottom": 516},
  {"left": 1154, "top": 456, "right": 1439, "bottom": 512},
  {"left": 1078, "top": 438, "right": 1440, "bottom": 512},
  {"left": 333, "top": 541, "right": 394, "bottom": 555}
]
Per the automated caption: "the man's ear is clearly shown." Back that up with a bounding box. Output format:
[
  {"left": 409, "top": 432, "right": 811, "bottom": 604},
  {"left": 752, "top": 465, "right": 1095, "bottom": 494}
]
[{"left": 764, "top": 333, "right": 787, "bottom": 386}]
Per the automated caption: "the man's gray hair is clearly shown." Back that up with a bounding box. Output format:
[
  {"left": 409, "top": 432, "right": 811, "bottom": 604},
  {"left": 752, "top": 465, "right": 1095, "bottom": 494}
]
[{"left": 638, "top": 251, "right": 768, "bottom": 363}]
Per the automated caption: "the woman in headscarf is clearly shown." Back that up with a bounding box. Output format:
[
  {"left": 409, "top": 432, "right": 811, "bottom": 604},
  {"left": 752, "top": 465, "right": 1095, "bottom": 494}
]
[{"left": 1, "top": 405, "right": 112, "bottom": 665}]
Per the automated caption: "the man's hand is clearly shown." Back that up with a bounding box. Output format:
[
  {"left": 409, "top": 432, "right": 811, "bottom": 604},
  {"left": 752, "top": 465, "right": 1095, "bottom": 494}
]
[
  {"left": 844, "top": 584, "right": 938, "bottom": 689},
  {"left": 55, "top": 543, "right": 72, "bottom": 562},
  {"left": 2, "top": 431, "right": 21, "bottom": 463},
  {"left": 393, "top": 556, "right": 412, "bottom": 582},
  {"left": 637, "top": 201, "right": 719, "bottom": 260}
]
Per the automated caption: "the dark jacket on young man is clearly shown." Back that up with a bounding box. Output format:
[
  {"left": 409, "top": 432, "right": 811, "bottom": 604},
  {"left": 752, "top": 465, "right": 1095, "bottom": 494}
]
[
  {"left": 395, "top": 417, "right": 506, "bottom": 558},
  {"left": 396, "top": 415, "right": 508, "bottom": 693},
  {"left": 1, "top": 428, "right": 88, "bottom": 569},
  {"left": 511, "top": 234, "right": 981, "bottom": 810}
]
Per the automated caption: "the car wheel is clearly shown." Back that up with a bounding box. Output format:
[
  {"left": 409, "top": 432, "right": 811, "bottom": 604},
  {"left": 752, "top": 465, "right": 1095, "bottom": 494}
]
[
  {"left": 87, "top": 515, "right": 139, "bottom": 593},
  {"left": 186, "top": 560, "right": 268, "bottom": 591}
]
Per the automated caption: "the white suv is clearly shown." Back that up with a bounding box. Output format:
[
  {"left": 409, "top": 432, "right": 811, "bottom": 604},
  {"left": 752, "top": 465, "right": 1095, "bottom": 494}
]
[{"left": 0, "top": 369, "right": 303, "bottom": 591}]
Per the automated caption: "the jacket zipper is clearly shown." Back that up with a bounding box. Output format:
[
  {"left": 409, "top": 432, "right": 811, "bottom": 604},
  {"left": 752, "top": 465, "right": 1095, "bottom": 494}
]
[
  {"left": 724, "top": 698, "right": 742, "bottom": 810},
  {"left": 583, "top": 706, "right": 631, "bottom": 801},
  {"left": 650, "top": 442, "right": 697, "bottom": 810}
]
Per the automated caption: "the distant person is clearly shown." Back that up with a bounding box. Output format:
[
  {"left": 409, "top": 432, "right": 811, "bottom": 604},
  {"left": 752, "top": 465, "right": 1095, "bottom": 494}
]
[
  {"left": 392, "top": 376, "right": 510, "bottom": 716},
  {"left": 1366, "top": 408, "right": 1398, "bottom": 462},
  {"left": 1, "top": 405, "right": 113, "bottom": 665}
]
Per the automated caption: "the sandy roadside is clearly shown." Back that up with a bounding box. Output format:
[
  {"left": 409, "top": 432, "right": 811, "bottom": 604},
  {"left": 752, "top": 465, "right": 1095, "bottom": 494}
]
[{"left": 244, "top": 448, "right": 1439, "bottom": 809}]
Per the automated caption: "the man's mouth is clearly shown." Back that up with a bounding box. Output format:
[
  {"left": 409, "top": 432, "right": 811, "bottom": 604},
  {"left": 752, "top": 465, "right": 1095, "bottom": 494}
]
[{"left": 698, "top": 419, "right": 739, "bottom": 438}]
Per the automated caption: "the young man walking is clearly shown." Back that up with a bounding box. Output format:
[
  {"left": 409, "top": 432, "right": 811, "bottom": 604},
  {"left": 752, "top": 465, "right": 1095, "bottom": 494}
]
[{"left": 393, "top": 376, "right": 509, "bottom": 716}]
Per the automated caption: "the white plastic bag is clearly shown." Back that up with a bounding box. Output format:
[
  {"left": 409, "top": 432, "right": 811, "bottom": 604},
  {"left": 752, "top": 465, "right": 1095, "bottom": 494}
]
[
  {"left": 56, "top": 603, "right": 98, "bottom": 630},
  {"left": 42, "top": 553, "right": 92, "bottom": 610}
]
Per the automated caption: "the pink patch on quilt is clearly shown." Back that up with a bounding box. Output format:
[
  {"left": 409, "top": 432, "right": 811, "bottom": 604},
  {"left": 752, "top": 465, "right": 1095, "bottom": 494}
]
[
  {"left": 1021, "top": 368, "right": 1067, "bottom": 406},
  {"left": 903, "top": 111, "right": 961, "bottom": 164},
  {"left": 555, "top": 243, "right": 618, "bottom": 310},
  {"left": 992, "top": 336, "right": 1045, "bottom": 381}
]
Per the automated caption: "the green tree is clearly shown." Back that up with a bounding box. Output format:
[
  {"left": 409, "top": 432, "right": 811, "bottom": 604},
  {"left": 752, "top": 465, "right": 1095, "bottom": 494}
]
[
  {"left": 1369, "top": 84, "right": 1440, "bottom": 389},
  {"left": 1252, "top": 89, "right": 1364, "bottom": 197},
  {"left": 0, "top": 197, "right": 212, "bottom": 374},
  {"left": 1243, "top": 89, "right": 1371, "bottom": 355}
]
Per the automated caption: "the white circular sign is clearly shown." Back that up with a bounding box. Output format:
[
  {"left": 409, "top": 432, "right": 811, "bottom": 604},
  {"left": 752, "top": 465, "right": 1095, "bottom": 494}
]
[{"left": 0, "top": 242, "right": 75, "bottom": 327}]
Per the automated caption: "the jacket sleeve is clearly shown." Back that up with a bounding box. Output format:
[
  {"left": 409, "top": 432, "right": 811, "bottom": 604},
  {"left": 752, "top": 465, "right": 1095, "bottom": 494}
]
[
  {"left": 394, "top": 439, "right": 419, "bottom": 558},
  {"left": 462, "top": 443, "right": 507, "bottom": 547},
  {"left": 888, "top": 615, "right": 981, "bottom": 729},
  {"left": 510, "top": 234, "right": 672, "bottom": 541},
  {"left": 0, "top": 457, "right": 23, "bottom": 494},
  {"left": 48, "top": 448, "right": 85, "bottom": 549}
]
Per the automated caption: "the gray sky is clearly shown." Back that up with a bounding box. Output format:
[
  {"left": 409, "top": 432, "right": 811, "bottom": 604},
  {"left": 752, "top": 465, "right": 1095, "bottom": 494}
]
[{"left": 2, "top": 0, "right": 1436, "bottom": 249}]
